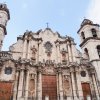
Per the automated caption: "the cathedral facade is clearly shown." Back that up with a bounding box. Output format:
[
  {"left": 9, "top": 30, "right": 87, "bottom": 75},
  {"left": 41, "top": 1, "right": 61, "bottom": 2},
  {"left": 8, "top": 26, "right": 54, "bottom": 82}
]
[{"left": 0, "top": 3, "right": 100, "bottom": 100}]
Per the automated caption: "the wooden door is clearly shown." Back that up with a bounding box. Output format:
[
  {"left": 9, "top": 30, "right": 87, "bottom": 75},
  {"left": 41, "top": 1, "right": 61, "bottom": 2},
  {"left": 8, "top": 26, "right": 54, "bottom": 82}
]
[
  {"left": 42, "top": 75, "right": 57, "bottom": 100},
  {"left": 81, "top": 83, "right": 91, "bottom": 100},
  {"left": 0, "top": 82, "right": 13, "bottom": 100}
]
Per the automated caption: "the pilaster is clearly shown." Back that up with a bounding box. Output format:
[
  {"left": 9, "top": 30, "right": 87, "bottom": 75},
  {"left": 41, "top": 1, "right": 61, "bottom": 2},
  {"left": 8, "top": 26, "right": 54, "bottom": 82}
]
[
  {"left": 70, "top": 67, "right": 79, "bottom": 100},
  {"left": 67, "top": 42, "right": 72, "bottom": 62},
  {"left": 13, "top": 70, "right": 20, "bottom": 100},
  {"left": 57, "top": 67, "right": 64, "bottom": 100},
  {"left": 38, "top": 40, "right": 42, "bottom": 62},
  {"left": 17, "top": 68, "right": 24, "bottom": 99},
  {"left": 27, "top": 38, "right": 31, "bottom": 59},
  {"left": 56, "top": 43, "right": 61, "bottom": 63},
  {"left": 22, "top": 37, "right": 27, "bottom": 59},
  {"left": 25, "top": 69, "right": 29, "bottom": 100},
  {"left": 37, "top": 66, "right": 42, "bottom": 100},
  {"left": 92, "top": 73, "right": 100, "bottom": 100},
  {"left": 75, "top": 68, "right": 84, "bottom": 100},
  {"left": 71, "top": 42, "right": 78, "bottom": 62}
]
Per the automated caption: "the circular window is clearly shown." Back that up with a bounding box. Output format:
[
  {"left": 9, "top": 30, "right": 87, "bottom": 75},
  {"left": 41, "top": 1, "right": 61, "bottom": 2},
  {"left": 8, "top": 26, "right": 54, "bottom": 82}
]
[{"left": 80, "top": 71, "right": 86, "bottom": 77}]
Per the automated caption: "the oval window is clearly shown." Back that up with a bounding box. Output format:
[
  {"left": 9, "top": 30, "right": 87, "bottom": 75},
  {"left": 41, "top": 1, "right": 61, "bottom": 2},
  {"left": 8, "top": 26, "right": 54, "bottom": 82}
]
[{"left": 80, "top": 71, "right": 86, "bottom": 77}]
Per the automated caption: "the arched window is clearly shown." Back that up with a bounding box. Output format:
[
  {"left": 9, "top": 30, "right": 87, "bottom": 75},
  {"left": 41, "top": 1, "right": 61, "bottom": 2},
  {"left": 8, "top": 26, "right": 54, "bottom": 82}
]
[
  {"left": 91, "top": 28, "right": 97, "bottom": 37},
  {"left": 5, "top": 67, "right": 12, "bottom": 75},
  {"left": 81, "top": 32, "right": 85, "bottom": 40},
  {"left": 84, "top": 48, "right": 89, "bottom": 59},
  {"left": 97, "top": 45, "right": 100, "bottom": 58}
]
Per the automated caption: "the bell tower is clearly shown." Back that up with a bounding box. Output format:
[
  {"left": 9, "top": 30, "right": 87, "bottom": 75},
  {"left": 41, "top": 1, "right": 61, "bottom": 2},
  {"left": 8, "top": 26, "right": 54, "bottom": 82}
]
[
  {"left": 77, "top": 19, "right": 100, "bottom": 82},
  {"left": 0, "top": 3, "right": 10, "bottom": 50}
]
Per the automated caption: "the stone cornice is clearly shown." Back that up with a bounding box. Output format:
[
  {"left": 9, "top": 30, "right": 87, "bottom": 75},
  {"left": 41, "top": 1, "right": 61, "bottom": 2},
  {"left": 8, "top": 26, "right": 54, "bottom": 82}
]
[
  {"left": 55, "top": 37, "right": 75, "bottom": 45},
  {"left": 22, "top": 30, "right": 43, "bottom": 41},
  {"left": 15, "top": 59, "right": 34, "bottom": 66},
  {"left": 80, "top": 37, "right": 100, "bottom": 47},
  {"left": 90, "top": 59, "right": 100, "bottom": 62},
  {"left": 68, "top": 62, "right": 79, "bottom": 67},
  {"left": 0, "top": 5, "right": 10, "bottom": 20},
  {"left": 77, "top": 19, "right": 99, "bottom": 33},
  {"left": 0, "top": 51, "right": 13, "bottom": 61},
  {"left": 55, "top": 39, "right": 67, "bottom": 44},
  {"left": 78, "top": 24, "right": 99, "bottom": 33},
  {"left": 0, "top": 80, "right": 14, "bottom": 83}
]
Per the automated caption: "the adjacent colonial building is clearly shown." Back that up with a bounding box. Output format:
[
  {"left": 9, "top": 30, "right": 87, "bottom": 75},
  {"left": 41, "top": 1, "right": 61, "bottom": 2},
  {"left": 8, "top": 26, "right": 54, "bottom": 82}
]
[{"left": 0, "top": 3, "right": 100, "bottom": 100}]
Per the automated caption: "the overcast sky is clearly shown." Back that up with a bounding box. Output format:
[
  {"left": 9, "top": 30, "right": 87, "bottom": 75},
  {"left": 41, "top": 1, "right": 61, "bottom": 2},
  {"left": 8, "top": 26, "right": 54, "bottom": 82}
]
[{"left": 0, "top": 0, "right": 100, "bottom": 50}]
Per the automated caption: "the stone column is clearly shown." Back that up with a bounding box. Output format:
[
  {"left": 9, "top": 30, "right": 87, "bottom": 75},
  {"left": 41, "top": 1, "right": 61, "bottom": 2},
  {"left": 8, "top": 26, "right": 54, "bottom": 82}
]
[
  {"left": 58, "top": 68, "right": 64, "bottom": 100},
  {"left": 57, "top": 74, "right": 59, "bottom": 100},
  {"left": 76, "top": 70, "right": 83, "bottom": 100},
  {"left": 67, "top": 42, "right": 72, "bottom": 62},
  {"left": 92, "top": 74, "right": 100, "bottom": 100},
  {"left": 34, "top": 74, "right": 37, "bottom": 99},
  {"left": 25, "top": 69, "right": 29, "bottom": 100},
  {"left": 70, "top": 68, "right": 78, "bottom": 100},
  {"left": 22, "top": 38, "right": 27, "bottom": 59},
  {"left": 71, "top": 42, "right": 78, "bottom": 62},
  {"left": 37, "top": 67, "right": 42, "bottom": 100},
  {"left": 13, "top": 70, "right": 19, "bottom": 100},
  {"left": 17, "top": 68, "right": 24, "bottom": 99},
  {"left": 27, "top": 38, "right": 31, "bottom": 59}
]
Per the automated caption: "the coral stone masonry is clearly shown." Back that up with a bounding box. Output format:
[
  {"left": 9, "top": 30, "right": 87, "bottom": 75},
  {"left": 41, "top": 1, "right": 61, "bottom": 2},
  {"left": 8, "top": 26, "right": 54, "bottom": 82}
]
[{"left": 0, "top": 3, "right": 100, "bottom": 100}]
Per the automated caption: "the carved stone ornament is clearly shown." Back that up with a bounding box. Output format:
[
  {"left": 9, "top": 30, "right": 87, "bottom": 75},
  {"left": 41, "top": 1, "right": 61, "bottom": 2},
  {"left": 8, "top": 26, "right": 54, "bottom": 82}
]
[
  {"left": 42, "top": 66, "right": 56, "bottom": 75},
  {"left": 63, "top": 75, "right": 71, "bottom": 96},
  {"left": 61, "top": 48, "right": 67, "bottom": 54},
  {"left": 31, "top": 45, "right": 37, "bottom": 60}
]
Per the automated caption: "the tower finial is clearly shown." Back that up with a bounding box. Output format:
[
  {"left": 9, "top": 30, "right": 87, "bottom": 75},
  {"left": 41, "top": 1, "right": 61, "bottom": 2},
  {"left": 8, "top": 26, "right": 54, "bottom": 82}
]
[
  {"left": 46, "top": 22, "right": 49, "bottom": 28},
  {"left": 84, "top": 17, "right": 86, "bottom": 19},
  {"left": 4, "top": 2, "right": 6, "bottom": 4}
]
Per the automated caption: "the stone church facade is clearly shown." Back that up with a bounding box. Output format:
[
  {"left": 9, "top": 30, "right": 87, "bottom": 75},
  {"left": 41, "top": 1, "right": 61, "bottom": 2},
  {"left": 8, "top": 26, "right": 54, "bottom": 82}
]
[{"left": 0, "top": 3, "right": 100, "bottom": 100}]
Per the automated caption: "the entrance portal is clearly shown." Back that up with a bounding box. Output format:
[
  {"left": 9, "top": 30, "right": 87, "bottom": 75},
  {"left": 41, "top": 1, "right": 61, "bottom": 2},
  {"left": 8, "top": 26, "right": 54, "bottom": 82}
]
[
  {"left": 81, "top": 83, "right": 91, "bottom": 100},
  {"left": 0, "top": 81, "right": 13, "bottom": 100},
  {"left": 42, "top": 75, "right": 57, "bottom": 100}
]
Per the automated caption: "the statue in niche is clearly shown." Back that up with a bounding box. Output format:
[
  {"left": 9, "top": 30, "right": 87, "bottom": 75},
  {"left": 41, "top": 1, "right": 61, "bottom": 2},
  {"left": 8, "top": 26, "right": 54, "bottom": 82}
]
[
  {"left": 28, "top": 79, "right": 35, "bottom": 98},
  {"left": 31, "top": 45, "right": 37, "bottom": 61},
  {"left": 61, "top": 48, "right": 67, "bottom": 64},
  {"left": 63, "top": 75, "right": 70, "bottom": 97}
]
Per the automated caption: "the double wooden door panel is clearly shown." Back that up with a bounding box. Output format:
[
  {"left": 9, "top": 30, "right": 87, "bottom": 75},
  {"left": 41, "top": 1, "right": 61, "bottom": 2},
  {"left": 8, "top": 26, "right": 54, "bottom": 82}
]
[
  {"left": 0, "top": 82, "right": 13, "bottom": 100},
  {"left": 81, "top": 83, "right": 91, "bottom": 100},
  {"left": 42, "top": 75, "right": 57, "bottom": 100}
]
